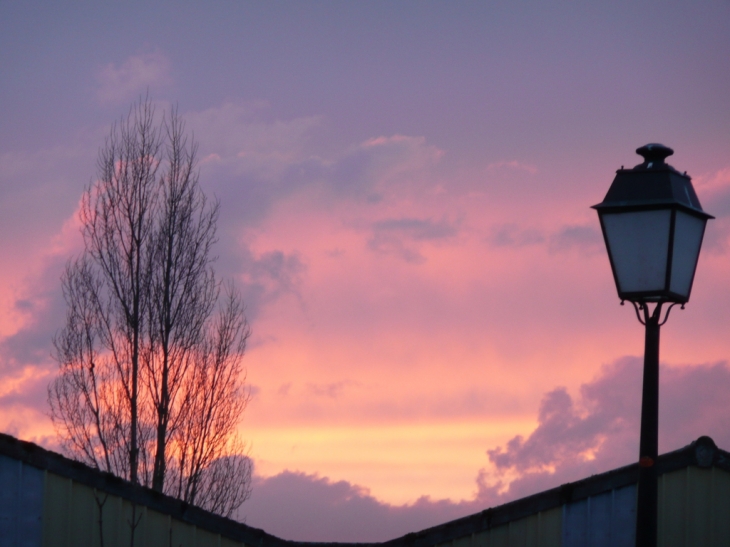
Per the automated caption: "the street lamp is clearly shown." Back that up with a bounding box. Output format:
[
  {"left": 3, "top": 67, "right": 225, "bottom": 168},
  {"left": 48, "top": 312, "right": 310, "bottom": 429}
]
[{"left": 593, "top": 144, "right": 713, "bottom": 547}]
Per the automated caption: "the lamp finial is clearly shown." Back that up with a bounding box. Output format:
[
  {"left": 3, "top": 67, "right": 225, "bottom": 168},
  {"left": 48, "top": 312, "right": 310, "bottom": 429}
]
[{"left": 636, "top": 143, "right": 674, "bottom": 166}]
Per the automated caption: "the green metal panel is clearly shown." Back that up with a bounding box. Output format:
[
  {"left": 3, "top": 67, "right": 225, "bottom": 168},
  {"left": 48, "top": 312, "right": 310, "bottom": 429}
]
[
  {"left": 108, "top": 494, "right": 125, "bottom": 547},
  {"left": 709, "top": 467, "right": 730, "bottom": 544},
  {"left": 197, "top": 526, "right": 223, "bottom": 547},
  {"left": 473, "top": 529, "right": 488, "bottom": 547},
  {"left": 537, "top": 508, "right": 562, "bottom": 547},
  {"left": 654, "top": 465, "right": 730, "bottom": 547},
  {"left": 222, "top": 537, "right": 243, "bottom": 547},
  {"left": 453, "top": 532, "right": 472, "bottom": 547},
  {"left": 41, "top": 470, "right": 246, "bottom": 547},
  {"left": 129, "top": 503, "right": 149, "bottom": 547},
  {"left": 69, "top": 481, "right": 96, "bottom": 546},
  {"left": 488, "top": 523, "right": 509, "bottom": 547},
  {"left": 659, "top": 466, "right": 686, "bottom": 547},
  {"left": 508, "top": 516, "right": 530, "bottom": 545},
  {"left": 170, "top": 518, "right": 197, "bottom": 547},
  {"left": 451, "top": 509, "right": 560, "bottom": 547},
  {"left": 523, "top": 513, "right": 540, "bottom": 545},
  {"left": 143, "top": 508, "right": 171, "bottom": 546},
  {"left": 686, "top": 466, "right": 712, "bottom": 545},
  {"left": 42, "top": 473, "right": 71, "bottom": 547}
]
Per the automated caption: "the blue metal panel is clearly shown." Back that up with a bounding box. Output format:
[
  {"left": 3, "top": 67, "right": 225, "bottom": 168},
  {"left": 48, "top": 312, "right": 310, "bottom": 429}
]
[
  {"left": 587, "top": 490, "right": 612, "bottom": 547},
  {"left": 563, "top": 484, "right": 636, "bottom": 547},
  {"left": 563, "top": 499, "right": 588, "bottom": 546},
  {"left": 612, "top": 485, "right": 636, "bottom": 546},
  {"left": 0, "top": 455, "right": 43, "bottom": 547},
  {"left": 18, "top": 460, "right": 44, "bottom": 547},
  {"left": 0, "top": 455, "right": 19, "bottom": 544}
]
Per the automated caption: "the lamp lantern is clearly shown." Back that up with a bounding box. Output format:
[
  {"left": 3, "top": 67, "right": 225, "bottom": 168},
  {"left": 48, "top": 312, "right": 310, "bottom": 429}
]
[{"left": 593, "top": 143, "right": 713, "bottom": 304}]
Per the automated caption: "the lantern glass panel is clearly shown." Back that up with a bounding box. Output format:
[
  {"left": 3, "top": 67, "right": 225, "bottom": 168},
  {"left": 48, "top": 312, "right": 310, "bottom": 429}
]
[
  {"left": 602, "top": 209, "right": 671, "bottom": 294},
  {"left": 669, "top": 210, "right": 706, "bottom": 298}
]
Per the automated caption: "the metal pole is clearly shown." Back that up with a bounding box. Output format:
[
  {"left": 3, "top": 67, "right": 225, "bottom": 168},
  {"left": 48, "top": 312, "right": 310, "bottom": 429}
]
[{"left": 635, "top": 305, "right": 660, "bottom": 547}]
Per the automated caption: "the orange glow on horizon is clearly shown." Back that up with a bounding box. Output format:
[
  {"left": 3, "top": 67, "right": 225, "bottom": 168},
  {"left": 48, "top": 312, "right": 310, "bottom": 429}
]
[{"left": 245, "top": 418, "right": 537, "bottom": 504}]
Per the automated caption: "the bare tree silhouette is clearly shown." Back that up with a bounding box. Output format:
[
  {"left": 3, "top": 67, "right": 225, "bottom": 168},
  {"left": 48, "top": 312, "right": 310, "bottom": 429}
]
[{"left": 49, "top": 97, "right": 252, "bottom": 517}]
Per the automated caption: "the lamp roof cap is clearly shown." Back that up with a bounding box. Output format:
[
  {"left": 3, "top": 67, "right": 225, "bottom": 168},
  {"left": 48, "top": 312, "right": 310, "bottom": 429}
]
[
  {"left": 592, "top": 144, "right": 714, "bottom": 220},
  {"left": 636, "top": 143, "right": 674, "bottom": 165}
]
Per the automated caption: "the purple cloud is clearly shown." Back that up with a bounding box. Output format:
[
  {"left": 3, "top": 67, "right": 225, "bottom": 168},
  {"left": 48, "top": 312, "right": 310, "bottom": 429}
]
[
  {"left": 487, "top": 223, "right": 602, "bottom": 253},
  {"left": 482, "top": 357, "right": 730, "bottom": 502},
  {"left": 241, "top": 470, "right": 477, "bottom": 542},
  {"left": 548, "top": 224, "right": 603, "bottom": 254},
  {"left": 96, "top": 51, "right": 173, "bottom": 105},
  {"left": 488, "top": 224, "right": 545, "bottom": 248},
  {"left": 307, "top": 380, "right": 359, "bottom": 399},
  {"left": 368, "top": 216, "right": 459, "bottom": 263}
]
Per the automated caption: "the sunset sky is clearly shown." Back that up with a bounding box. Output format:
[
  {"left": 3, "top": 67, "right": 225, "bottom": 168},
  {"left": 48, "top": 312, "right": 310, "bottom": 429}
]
[{"left": 2, "top": 2, "right": 730, "bottom": 542}]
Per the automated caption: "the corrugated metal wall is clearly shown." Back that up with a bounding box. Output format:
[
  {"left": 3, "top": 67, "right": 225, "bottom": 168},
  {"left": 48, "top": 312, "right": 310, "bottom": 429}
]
[
  {"left": 432, "top": 467, "right": 730, "bottom": 547},
  {"left": 41, "top": 472, "right": 245, "bottom": 547},
  {"left": 562, "top": 484, "right": 635, "bottom": 547},
  {"left": 433, "top": 508, "right": 562, "bottom": 547},
  {"left": 659, "top": 465, "right": 730, "bottom": 546},
  {"left": 3, "top": 450, "right": 730, "bottom": 547},
  {"left": 0, "top": 454, "right": 44, "bottom": 547}
]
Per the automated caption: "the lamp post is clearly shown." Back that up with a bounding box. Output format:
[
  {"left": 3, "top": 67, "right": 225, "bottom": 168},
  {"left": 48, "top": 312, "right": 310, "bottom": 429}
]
[{"left": 592, "top": 144, "right": 713, "bottom": 547}]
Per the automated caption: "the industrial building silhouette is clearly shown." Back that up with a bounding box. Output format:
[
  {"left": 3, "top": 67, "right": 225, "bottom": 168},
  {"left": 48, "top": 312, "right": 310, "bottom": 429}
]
[{"left": 1, "top": 433, "right": 728, "bottom": 546}]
